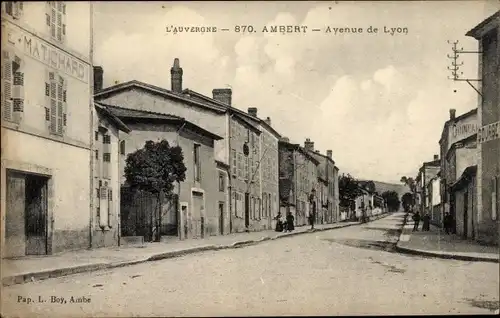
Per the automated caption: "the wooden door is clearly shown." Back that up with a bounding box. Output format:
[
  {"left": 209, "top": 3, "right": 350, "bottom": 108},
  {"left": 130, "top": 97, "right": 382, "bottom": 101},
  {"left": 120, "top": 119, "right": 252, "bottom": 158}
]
[
  {"left": 5, "top": 172, "right": 26, "bottom": 258},
  {"left": 25, "top": 175, "right": 48, "bottom": 255},
  {"left": 463, "top": 191, "right": 468, "bottom": 239},
  {"left": 219, "top": 202, "right": 224, "bottom": 235},
  {"left": 193, "top": 192, "right": 203, "bottom": 238}
]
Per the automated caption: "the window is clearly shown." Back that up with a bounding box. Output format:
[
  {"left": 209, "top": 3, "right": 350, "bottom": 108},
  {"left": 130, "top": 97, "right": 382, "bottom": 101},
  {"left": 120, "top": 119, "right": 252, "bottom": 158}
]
[
  {"left": 2, "top": 50, "right": 24, "bottom": 123},
  {"left": 237, "top": 152, "right": 243, "bottom": 178},
  {"left": 218, "top": 172, "right": 225, "bottom": 192},
  {"left": 95, "top": 131, "right": 99, "bottom": 141},
  {"left": 47, "top": 1, "right": 66, "bottom": 42},
  {"left": 120, "top": 140, "right": 126, "bottom": 155},
  {"left": 244, "top": 156, "right": 249, "bottom": 180},
  {"left": 231, "top": 149, "right": 237, "bottom": 176},
  {"left": 103, "top": 153, "right": 111, "bottom": 162},
  {"left": 492, "top": 177, "right": 498, "bottom": 221},
  {"left": 194, "top": 144, "right": 201, "bottom": 182},
  {"left": 45, "top": 71, "right": 67, "bottom": 135},
  {"left": 4, "top": 2, "right": 23, "bottom": 19},
  {"left": 103, "top": 135, "right": 111, "bottom": 144}
]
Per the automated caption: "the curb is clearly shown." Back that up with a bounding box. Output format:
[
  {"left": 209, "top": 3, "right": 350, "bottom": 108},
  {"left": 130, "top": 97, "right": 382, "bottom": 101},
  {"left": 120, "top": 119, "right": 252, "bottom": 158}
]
[
  {"left": 2, "top": 214, "right": 392, "bottom": 287},
  {"left": 395, "top": 213, "right": 499, "bottom": 263},
  {"left": 394, "top": 244, "right": 499, "bottom": 263}
]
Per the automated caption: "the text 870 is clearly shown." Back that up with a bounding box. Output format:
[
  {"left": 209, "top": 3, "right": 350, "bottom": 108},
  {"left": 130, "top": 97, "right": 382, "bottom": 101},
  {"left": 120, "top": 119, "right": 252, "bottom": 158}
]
[{"left": 234, "top": 25, "right": 255, "bottom": 33}]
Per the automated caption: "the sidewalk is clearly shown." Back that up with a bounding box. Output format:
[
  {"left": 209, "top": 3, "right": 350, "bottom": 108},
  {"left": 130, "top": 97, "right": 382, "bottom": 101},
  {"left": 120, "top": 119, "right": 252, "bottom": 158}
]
[
  {"left": 3, "top": 215, "right": 397, "bottom": 287},
  {"left": 396, "top": 213, "right": 499, "bottom": 263}
]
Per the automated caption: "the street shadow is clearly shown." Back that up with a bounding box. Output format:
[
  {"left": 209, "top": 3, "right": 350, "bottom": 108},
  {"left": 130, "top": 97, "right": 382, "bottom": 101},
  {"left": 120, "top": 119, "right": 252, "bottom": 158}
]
[
  {"left": 464, "top": 298, "right": 500, "bottom": 312},
  {"left": 363, "top": 227, "right": 403, "bottom": 238},
  {"left": 323, "top": 238, "right": 397, "bottom": 253}
]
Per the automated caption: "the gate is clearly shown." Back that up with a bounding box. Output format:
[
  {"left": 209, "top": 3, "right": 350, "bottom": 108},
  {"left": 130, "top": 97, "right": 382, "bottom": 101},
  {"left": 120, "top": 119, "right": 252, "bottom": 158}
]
[{"left": 120, "top": 187, "right": 179, "bottom": 242}]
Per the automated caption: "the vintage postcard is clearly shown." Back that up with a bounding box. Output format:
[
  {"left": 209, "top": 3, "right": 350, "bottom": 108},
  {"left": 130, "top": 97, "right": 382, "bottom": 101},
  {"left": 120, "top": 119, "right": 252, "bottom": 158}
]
[{"left": 1, "top": 1, "right": 499, "bottom": 317}]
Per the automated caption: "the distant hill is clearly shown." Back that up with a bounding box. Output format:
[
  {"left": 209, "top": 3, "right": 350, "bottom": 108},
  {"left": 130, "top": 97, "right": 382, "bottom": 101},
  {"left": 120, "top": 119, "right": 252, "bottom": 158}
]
[{"left": 359, "top": 180, "right": 410, "bottom": 199}]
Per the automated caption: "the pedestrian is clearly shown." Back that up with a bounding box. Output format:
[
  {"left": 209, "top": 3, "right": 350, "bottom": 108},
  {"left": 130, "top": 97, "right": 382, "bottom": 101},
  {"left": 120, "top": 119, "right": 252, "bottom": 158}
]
[
  {"left": 443, "top": 213, "right": 450, "bottom": 234},
  {"left": 286, "top": 212, "right": 295, "bottom": 232},
  {"left": 422, "top": 213, "right": 430, "bottom": 231},
  {"left": 412, "top": 211, "right": 421, "bottom": 231},
  {"left": 274, "top": 212, "right": 284, "bottom": 232},
  {"left": 309, "top": 200, "right": 317, "bottom": 230}
]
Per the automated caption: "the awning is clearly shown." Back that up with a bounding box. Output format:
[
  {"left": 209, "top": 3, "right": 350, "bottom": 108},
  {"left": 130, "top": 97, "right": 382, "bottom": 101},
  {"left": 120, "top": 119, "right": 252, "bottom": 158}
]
[{"left": 450, "top": 165, "right": 477, "bottom": 191}]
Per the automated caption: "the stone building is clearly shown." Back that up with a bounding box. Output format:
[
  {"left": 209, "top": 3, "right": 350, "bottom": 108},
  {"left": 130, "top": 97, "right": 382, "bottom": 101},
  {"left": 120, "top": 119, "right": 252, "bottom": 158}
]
[
  {"left": 307, "top": 143, "right": 339, "bottom": 224},
  {"left": 466, "top": 11, "right": 500, "bottom": 245},
  {"left": 279, "top": 138, "right": 320, "bottom": 227},
  {"left": 102, "top": 103, "right": 223, "bottom": 241},
  {"left": 1, "top": 2, "right": 95, "bottom": 256},
  {"left": 416, "top": 156, "right": 440, "bottom": 218},
  {"left": 94, "top": 59, "right": 275, "bottom": 235}
]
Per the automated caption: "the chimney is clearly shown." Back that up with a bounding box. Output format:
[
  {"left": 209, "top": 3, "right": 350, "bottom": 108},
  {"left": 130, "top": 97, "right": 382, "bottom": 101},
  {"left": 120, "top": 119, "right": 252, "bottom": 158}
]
[
  {"left": 93, "top": 66, "right": 103, "bottom": 93},
  {"left": 434, "top": 154, "right": 439, "bottom": 161},
  {"left": 304, "top": 138, "right": 314, "bottom": 152},
  {"left": 264, "top": 117, "right": 271, "bottom": 126},
  {"left": 170, "top": 58, "right": 183, "bottom": 93},
  {"left": 248, "top": 107, "right": 258, "bottom": 117},
  {"left": 212, "top": 88, "right": 232, "bottom": 106},
  {"left": 449, "top": 108, "right": 456, "bottom": 120},
  {"left": 326, "top": 150, "right": 332, "bottom": 159},
  {"left": 315, "top": 150, "right": 320, "bottom": 153}
]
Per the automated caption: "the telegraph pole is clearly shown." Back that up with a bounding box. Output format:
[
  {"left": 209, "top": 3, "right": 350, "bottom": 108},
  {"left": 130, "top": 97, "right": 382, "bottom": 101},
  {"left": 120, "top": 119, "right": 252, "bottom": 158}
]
[{"left": 447, "top": 40, "right": 483, "bottom": 97}]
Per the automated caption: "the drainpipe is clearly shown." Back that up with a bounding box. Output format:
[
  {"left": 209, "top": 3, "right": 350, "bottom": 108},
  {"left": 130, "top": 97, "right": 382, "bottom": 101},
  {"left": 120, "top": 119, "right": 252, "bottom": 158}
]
[
  {"left": 88, "top": 2, "right": 94, "bottom": 249},
  {"left": 176, "top": 122, "right": 186, "bottom": 240},
  {"left": 228, "top": 114, "right": 234, "bottom": 234}
]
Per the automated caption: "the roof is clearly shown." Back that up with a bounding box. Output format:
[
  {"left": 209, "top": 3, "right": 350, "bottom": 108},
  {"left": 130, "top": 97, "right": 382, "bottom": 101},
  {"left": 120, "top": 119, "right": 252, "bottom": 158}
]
[
  {"left": 100, "top": 102, "right": 223, "bottom": 141},
  {"left": 95, "top": 80, "right": 227, "bottom": 114},
  {"left": 278, "top": 140, "right": 320, "bottom": 165},
  {"left": 307, "top": 149, "right": 335, "bottom": 166},
  {"left": 450, "top": 165, "right": 478, "bottom": 191},
  {"left": 94, "top": 102, "right": 131, "bottom": 133},
  {"left": 183, "top": 88, "right": 262, "bottom": 132},
  {"left": 466, "top": 10, "right": 500, "bottom": 39}
]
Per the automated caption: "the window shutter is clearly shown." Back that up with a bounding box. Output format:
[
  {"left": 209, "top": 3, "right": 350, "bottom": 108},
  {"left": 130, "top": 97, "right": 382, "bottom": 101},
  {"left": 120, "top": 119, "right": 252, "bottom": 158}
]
[
  {"left": 62, "top": 76, "right": 67, "bottom": 130},
  {"left": 46, "top": 70, "right": 57, "bottom": 133},
  {"left": 120, "top": 140, "right": 126, "bottom": 155},
  {"left": 2, "top": 50, "right": 13, "bottom": 121},
  {"left": 61, "top": 2, "right": 66, "bottom": 40},
  {"left": 56, "top": 75, "right": 64, "bottom": 135},
  {"left": 13, "top": 1, "right": 23, "bottom": 19},
  {"left": 12, "top": 54, "right": 24, "bottom": 122},
  {"left": 108, "top": 188, "right": 113, "bottom": 228},
  {"left": 492, "top": 177, "right": 498, "bottom": 221},
  {"left": 99, "top": 186, "right": 109, "bottom": 228}
]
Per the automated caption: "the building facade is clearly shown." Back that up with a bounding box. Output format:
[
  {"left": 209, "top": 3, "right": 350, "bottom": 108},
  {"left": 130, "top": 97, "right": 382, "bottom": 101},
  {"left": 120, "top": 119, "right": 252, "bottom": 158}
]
[
  {"left": 104, "top": 104, "right": 223, "bottom": 241},
  {"left": 1, "top": 2, "right": 93, "bottom": 256},
  {"left": 93, "top": 103, "right": 130, "bottom": 248},
  {"left": 439, "top": 108, "right": 478, "bottom": 233},
  {"left": 417, "top": 156, "right": 440, "bottom": 218},
  {"left": 467, "top": 11, "right": 500, "bottom": 245},
  {"left": 278, "top": 139, "right": 320, "bottom": 227},
  {"left": 306, "top": 142, "right": 338, "bottom": 224}
]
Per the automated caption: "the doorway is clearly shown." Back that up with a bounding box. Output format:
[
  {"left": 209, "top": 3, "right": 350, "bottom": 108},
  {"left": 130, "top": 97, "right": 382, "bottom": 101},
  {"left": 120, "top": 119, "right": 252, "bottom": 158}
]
[
  {"left": 219, "top": 202, "right": 225, "bottom": 235},
  {"left": 463, "top": 190, "right": 468, "bottom": 239},
  {"left": 5, "top": 171, "right": 49, "bottom": 257}
]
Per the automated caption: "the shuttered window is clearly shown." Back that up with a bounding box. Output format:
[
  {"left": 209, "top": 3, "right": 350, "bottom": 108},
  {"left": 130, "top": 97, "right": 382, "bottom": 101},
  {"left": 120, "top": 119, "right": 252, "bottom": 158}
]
[
  {"left": 46, "top": 1, "right": 66, "bottom": 42},
  {"left": 231, "top": 149, "right": 237, "bottom": 176},
  {"left": 45, "top": 71, "right": 67, "bottom": 135},
  {"left": 4, "top": 2, "right": 23, "bottom": 19},
  {"left": 120, "top": 140, "right": 126, "bottom": 155},
  {"left": 492, "top": 177, "right": 498, "bottom": 221},
  {"left": 2, "top": 50, "right": 24, "bottom": 123}
]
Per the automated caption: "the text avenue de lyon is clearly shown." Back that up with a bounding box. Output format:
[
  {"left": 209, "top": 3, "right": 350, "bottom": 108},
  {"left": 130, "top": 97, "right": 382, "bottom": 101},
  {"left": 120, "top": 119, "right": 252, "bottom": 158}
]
[{"left": 165, "top": 25, "right": 409, "bottom": 35}]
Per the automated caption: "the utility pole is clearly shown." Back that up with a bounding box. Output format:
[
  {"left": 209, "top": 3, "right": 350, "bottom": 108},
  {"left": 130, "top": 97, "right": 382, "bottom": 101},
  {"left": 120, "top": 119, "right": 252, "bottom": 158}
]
[{"left": 447, "top": 40, "right": 483, "bottom": 97}]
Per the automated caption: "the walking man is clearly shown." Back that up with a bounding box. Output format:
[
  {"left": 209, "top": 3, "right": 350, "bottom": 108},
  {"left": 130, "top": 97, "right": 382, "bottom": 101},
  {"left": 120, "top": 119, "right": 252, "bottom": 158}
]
[{"left": 412, "top": 211, "right": 421, "bottom": 231}]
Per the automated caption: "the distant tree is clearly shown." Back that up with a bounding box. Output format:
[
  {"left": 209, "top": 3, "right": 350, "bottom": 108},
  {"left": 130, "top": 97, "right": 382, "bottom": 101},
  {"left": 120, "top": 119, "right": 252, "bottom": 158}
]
[
  {"left": 124, "top": 140, "right": 187, "bottom": 196},
  {"left": 401, "top": 192, "right": 413, "bottom": 212},
  {"left": 360, "top": 180, "right": 376, "bottom": 193},
  {"left": 339, "top": 174, "right": 363, "bottom": 208},
  {"left": 382, "top": 190, "right": 401, "bottom": 212},
  {"left": 400, "top": 176, "right": 416, "bottom": 193}
]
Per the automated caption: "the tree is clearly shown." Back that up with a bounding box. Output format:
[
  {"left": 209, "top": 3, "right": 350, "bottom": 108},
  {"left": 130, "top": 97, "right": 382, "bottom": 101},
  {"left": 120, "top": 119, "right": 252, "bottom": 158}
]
[
  {"left": 339, "top": 174, "right": 362, "bottom": 208},
  {"left": 124, "top": 139, "right": 187, "bottom": 194},
  {"left": 382, "top": 190, "right": 401, "bottom": 212},
  {"left": 401, "top": 192, "right": 413, "bottom": 212},
  {"left": 400, "top": 176, "right": 416, "bottom": 193}
]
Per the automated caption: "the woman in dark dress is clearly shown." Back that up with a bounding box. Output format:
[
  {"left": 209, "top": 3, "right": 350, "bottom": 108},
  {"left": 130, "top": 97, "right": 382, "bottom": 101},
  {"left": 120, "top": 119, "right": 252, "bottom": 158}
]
[
  {"left": 286, "top": 212, "right": 295, "bottom": 232},
  {"left": 274, "top": 212, "right": 284, "bottom": 232},
  {"left": 422, "top": 213, "right": 431, "bottom": 231}
]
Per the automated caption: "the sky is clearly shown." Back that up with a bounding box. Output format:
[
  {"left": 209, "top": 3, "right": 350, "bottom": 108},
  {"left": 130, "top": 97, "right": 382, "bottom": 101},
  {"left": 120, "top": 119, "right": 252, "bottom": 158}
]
[{"left": 93, "top": 1, "right": 500, "bottom": 184}]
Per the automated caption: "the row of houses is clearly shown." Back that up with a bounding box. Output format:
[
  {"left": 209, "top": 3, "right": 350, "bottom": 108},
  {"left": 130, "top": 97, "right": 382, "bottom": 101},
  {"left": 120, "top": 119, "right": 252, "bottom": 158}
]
[
  {"left": 0, "top": 2, "right": 340, "bottom": 258},
  {"left": 414, "top": 11, "right": 499, "bottom": 246}
]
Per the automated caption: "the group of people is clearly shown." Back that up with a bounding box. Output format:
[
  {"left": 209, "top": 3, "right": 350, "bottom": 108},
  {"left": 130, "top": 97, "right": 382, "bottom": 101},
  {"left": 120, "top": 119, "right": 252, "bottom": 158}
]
[
  {"left": 274, "top": 212, "right": 295, "bottom": 232},
  {"left": 411, "top": 210, "right": 456, "bottom": 233},
  {"left": 274, "top": 210, "right": 317, "bottom": 233},
  {"left": 411, "top": 211, "right": 431, "bottom": 232}
]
